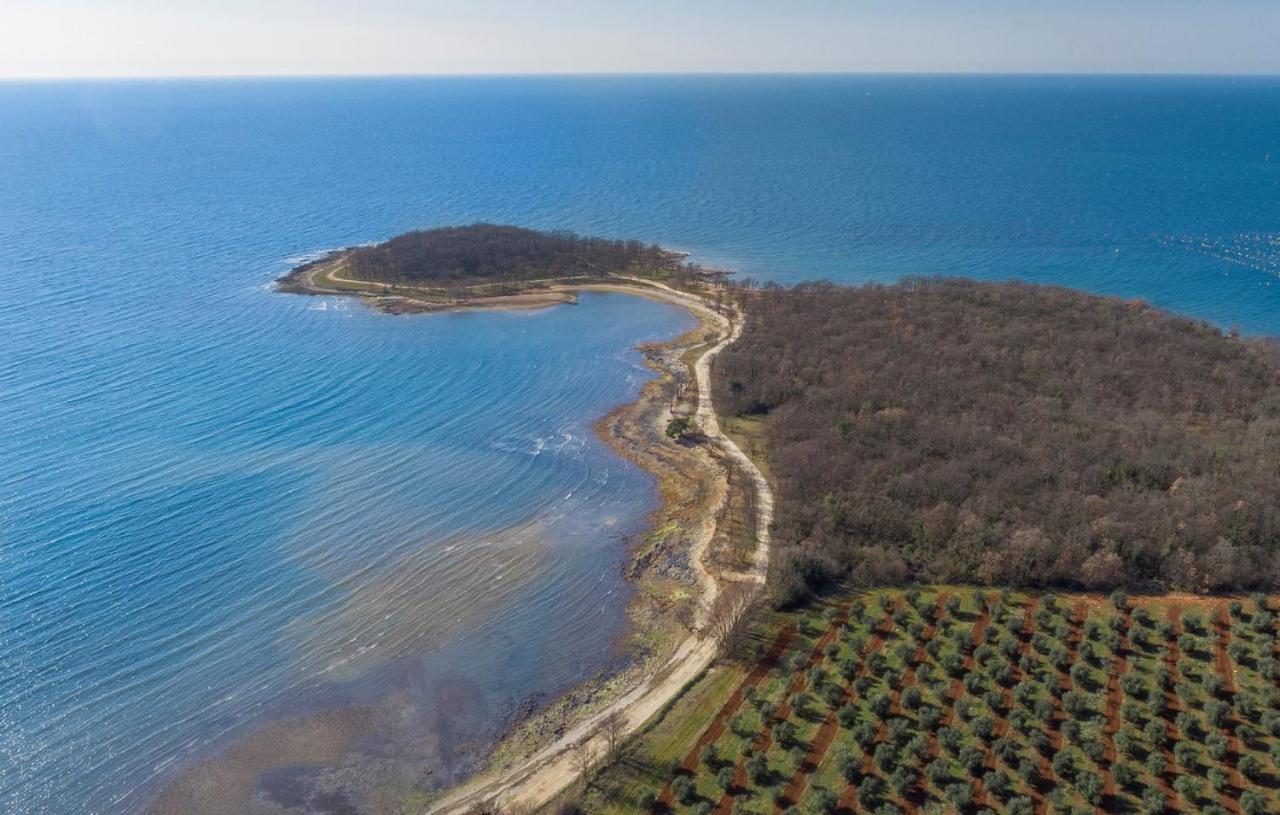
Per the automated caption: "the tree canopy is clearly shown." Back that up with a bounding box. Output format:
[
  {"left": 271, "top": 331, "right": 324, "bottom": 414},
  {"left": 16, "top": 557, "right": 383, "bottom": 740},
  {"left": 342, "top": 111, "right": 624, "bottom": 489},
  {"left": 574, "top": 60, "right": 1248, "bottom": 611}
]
[
  {"left": 343, "top": 223, "right": 693, "bottom": 285},
  {"left": 715, "top": 279, "right": 1280, "bottom": 602}
]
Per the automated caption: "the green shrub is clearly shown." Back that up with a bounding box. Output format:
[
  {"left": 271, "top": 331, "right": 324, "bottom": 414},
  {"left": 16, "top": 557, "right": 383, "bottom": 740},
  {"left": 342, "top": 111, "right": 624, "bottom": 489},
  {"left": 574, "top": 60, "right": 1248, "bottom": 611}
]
[
  {"left": 925, "top": 758, "right": 952, "bottom": 787},
  {"left": 1239, "top": 753, "right": 1264, "bottom": 781},
  {"left": 1206, "top": 731, "right": 1228, "bottom": 760},
  {"left": 944, "top": 782, "right": 973, "bottom": 807},
  {"left": 1144, "top": 719, "right": 1167, "bottom": 747},
  {"left": 1050, "top": 749, "right": 1076, "bottom": 781},
  {"left": 1006, "top": 797, "right": 1034, "bottom": 815},
  {"left": 873, "top": 743, "right": 897, "bottom": 772},
  {"left": 1114, "top": 729, "right": 1136, "bottom": 757},
  {"left": 1173, "top": 741, "right": 1198, "bottom": 769},
  {"left": 671, "top": 775, "right": 694, "bottom": 804},
  {"left": 857, "top": 775, "right": 884, "bottom": 809},
  {"left": 1241, "top": 790, "right": 1268, "bottom": 815},
  {"left": 1140, "top": 786, "right": 1166, "bottom": 815},
  {"left": 1207, "top": 766, "right": 1228, "bottom": 791},
  {"left": 788, "top": 745, "right": 807, "bottom": 771},
  {"left": 1113, "top": 761, "right": 1136, "bottom": 788},
  {"left": 1145, "top": 751, "right": 1165, "bottom": 778},
  {"left": 774, "top": 720, "right": 797, "bottom": 748},
  {"left": 1172, "top": 775, "right": 1202, "bottom": 806},
  {"left": 890, "top": 765, "right": 915, "bottom": 796},
  {"left": 1076, "top": 771, "right": 1103, "bottom": 805},
  {"left": 811, "top": 788, "right": 839, "bottom": 815},
  {"left": 902, "top": 685, "right": 923, "bottom": 710}
]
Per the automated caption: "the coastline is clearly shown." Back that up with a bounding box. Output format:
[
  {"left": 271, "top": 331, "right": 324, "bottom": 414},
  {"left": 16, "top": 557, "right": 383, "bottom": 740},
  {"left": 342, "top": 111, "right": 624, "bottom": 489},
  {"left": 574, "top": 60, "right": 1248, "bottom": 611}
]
[
  {"left": 417, "top": 277, "right": 771, "bottom": 815},
  {"left": 278, "top": 251, "right": 681, "bottom": 315},
  {"left": 474, "top": 310, "right": 726, "bottom": 780},
  {"left": 273, "top": 256, "right": 774, "bottom": 813}
]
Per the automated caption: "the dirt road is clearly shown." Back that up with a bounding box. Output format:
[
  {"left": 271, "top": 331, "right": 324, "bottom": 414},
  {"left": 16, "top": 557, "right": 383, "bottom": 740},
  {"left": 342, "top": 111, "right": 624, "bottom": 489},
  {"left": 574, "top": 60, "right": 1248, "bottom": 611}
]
[{"left": 423, "top": 278, "right": 773, "bottom": 815}]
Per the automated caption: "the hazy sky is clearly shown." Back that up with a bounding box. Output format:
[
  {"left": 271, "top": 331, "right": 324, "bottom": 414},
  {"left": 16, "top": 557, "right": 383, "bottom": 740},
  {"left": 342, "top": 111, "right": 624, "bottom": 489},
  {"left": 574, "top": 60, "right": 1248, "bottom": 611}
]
[{"left": 3, "top": 1, "right": 1279, "bottom": 78}]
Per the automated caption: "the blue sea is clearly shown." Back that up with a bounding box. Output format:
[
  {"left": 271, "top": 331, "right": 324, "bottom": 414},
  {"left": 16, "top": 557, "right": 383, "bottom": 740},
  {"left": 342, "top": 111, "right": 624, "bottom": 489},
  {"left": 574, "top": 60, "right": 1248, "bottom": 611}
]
[{"left": 1, "top": 75, "right": 1278, "bottom": 814}]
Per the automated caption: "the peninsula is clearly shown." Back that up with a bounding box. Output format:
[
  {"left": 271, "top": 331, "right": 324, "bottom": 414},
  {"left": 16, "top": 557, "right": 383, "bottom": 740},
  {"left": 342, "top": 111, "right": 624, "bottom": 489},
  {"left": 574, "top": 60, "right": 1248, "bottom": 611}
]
[
  {"left": 275, "top": 225, "right": 1280, "bottom": 815},
  {"left": 579, "top": 276, "right": 1280, "bottom": 815},
  {"left": 277, "top": 224, "right": 772, "bottom": 815},
  {"left": 279, "top": 223, "right": 720, "bottom": 313}
]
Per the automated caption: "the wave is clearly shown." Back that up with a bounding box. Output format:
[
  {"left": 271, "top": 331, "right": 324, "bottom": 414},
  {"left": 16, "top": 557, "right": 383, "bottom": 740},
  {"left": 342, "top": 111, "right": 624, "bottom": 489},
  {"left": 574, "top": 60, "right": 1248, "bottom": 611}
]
[
  {"left": 1159, "top": 232, "right": 1280, "bottom": 279},
  {"left": 490, "top": 428, "right": 582, "bottom": 458}
]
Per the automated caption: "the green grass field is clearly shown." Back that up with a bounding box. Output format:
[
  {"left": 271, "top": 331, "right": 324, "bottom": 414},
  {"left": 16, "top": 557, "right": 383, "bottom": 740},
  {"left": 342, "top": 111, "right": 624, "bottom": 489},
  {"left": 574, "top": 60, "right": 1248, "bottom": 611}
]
[{"left": 572, "top": 588, "right": 1280, "bottom": 815}]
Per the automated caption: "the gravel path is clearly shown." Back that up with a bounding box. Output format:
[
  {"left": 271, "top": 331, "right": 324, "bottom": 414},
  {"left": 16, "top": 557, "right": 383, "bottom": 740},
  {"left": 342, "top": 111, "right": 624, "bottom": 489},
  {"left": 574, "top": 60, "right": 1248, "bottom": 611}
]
[{"left": 424, "top": 279, "right": 774, "bottom": 815}]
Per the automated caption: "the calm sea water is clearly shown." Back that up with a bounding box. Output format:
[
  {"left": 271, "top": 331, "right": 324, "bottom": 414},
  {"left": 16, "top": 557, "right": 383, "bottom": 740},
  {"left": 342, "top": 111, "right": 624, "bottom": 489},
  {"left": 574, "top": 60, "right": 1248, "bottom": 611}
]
[{"left": 2, "top": 75, "right": 1278, "bottom": 814}]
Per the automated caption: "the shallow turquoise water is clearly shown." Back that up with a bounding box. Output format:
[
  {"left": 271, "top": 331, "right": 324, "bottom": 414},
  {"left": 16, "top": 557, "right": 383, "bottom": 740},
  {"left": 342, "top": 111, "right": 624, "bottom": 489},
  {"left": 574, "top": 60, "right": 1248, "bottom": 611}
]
[
  {"left": 1, "top": 75, "right": 1278, "bottom": 814},
  {"left": 0, "top": 283, "right": 695, "bottom": 811}
]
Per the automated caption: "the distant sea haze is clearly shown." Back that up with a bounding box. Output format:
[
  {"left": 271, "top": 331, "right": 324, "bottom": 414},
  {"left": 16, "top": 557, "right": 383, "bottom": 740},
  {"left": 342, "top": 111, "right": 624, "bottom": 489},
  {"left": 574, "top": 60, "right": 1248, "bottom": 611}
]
[{"left": 1, "top": 75, "right": 1278, "bottom": 814}]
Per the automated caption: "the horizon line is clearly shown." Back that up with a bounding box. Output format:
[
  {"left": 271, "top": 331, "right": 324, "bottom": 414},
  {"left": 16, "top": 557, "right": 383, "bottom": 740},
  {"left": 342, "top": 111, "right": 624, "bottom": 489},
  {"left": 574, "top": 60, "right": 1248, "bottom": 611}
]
[{"left": 3, "top": 69, "right": 1280, "bottom": 83}]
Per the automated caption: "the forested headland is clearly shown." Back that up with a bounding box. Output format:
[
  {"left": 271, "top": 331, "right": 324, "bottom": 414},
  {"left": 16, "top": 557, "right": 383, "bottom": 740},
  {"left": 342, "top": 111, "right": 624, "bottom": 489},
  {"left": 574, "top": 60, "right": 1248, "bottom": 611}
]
[
  {"left": 328, "top": 223, "right": 704, "bottom": 287},
  {"left": 714, "top": 279, "right": 1280, "bottom": 603}
]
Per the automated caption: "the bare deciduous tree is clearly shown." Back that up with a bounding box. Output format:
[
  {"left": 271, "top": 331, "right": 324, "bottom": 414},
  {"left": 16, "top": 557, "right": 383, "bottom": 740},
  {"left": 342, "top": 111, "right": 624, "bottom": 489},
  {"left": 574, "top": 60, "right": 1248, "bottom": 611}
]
[
  {"left": 708, "top": 582, "right": 755, "bottom": 655},
  {"left": 570, "top": 738, "right": 594, "bottom": 789},
  {"left": 716, "top": 278, "right": 1280, "bottom": 600},
  {"left": 339, "top": 224, "right": 707, "bottom": 289},
  {"left": 600, "top": 710, "right": 627, "bottom": 766}
]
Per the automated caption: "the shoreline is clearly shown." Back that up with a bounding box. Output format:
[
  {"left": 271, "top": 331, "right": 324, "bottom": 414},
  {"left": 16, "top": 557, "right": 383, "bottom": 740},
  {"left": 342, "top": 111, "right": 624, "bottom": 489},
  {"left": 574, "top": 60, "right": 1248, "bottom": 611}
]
[
  {"left": 275, "top": 258, "right": 774, "bottom": 813},
  {"left": 474, "top": 308, "right": 727, "bottom": 782},
  {"left": 417, "top": 278, "right": 773, "bottom": 815},
  {"left": 278, "top": 251, "right": 685, "bottom": 315}
]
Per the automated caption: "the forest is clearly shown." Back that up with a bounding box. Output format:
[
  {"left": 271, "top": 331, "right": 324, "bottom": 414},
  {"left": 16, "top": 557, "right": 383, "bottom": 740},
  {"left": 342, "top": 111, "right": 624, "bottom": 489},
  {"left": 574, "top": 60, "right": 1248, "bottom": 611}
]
[
  {"left": 713, "top": 279, "right": 1280, "bottom": 602},
  {"left": 342, "top": 223, "right": 700, "bottom": 286}
]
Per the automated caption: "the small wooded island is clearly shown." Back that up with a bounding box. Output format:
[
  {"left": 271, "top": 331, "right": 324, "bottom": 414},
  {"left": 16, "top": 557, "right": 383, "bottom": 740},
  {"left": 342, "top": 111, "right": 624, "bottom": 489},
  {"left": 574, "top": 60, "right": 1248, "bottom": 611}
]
[{"left": 279, "top": 223, "right": 716, "bottom": 312}]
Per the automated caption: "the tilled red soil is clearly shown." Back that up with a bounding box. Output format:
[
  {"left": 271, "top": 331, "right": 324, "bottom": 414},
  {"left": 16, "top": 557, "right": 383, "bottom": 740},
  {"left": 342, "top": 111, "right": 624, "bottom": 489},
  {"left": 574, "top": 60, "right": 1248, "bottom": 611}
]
[
  {"left": 1156, "top": 607, "right": 1183, "bottom": 810},
  {"left": 1098, "top": 604, "right": 1130, "bottom": 811},
  {"left": 655, "top": 623, "right": 797, "bottom": 810},
  {"left": 1212, "top": 604, "right": 1245, "bottom": 815},
  {"left": 767, "top": 603, "right": 894, "bottom": 814},
  {"left": 673, "top": 604, "right": 855, "bottom": 815},
  {"left": 1011, "top": 599, "right": 1051, "bottom": 815}
]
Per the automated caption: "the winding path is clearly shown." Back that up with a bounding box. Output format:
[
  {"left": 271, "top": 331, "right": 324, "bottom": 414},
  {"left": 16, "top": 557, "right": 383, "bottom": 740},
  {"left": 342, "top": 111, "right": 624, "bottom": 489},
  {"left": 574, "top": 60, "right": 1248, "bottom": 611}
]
[{"left": 422, "top": 278, "right": 774, "bottom": 815}]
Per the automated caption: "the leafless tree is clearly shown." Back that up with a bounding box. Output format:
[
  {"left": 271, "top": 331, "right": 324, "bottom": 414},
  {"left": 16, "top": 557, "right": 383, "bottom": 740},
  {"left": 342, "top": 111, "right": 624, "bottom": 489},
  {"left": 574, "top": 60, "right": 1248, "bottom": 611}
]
[
  {"left": 600, "top": 710, "right": 627, "bottom": 766},
  {"left": 343, "top": 224, "right": 704, "bottom": 288},
  {"left": 715, "top": 278, "right": 1280, "bottom": 600},
  {"left": 708, "top": 582, "right": 755, "bottom": 655},
  {"left": 570, "top": 738, "right": 594, "bottom": 789}
]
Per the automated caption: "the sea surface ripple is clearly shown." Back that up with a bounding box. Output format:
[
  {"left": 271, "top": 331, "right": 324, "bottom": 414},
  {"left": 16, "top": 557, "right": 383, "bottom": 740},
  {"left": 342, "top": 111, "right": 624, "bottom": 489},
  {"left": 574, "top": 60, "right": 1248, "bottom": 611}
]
[{"left": 1, "top": 75, "right": 1278, "bottom": 814}]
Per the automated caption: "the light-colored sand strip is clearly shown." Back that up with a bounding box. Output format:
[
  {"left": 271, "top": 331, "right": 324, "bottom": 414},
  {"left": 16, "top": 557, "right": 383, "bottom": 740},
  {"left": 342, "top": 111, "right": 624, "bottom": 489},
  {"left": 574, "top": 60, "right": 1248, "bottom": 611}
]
[
  {"left": 422, "top": 278, "right": 773, "bottom": 815},
  {"left": 301, "top": 252, "right": 680, "bottom": 297}
]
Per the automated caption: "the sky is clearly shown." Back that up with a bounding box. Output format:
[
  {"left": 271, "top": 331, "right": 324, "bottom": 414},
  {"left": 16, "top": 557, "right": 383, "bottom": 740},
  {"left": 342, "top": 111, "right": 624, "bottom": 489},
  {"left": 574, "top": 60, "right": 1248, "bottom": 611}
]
[{"left": 2, "top": 0, "right": 1279, "bottom": 79}]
